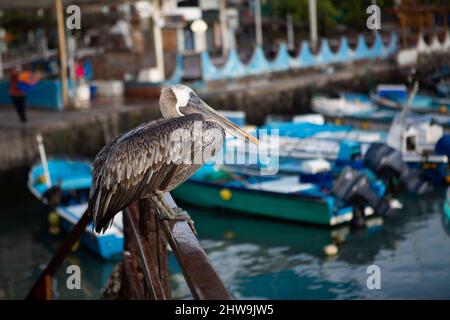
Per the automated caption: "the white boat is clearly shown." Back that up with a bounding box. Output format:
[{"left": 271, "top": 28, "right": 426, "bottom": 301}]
[{"left": 312, "top": 94, "right": 376, "bottom": 117}]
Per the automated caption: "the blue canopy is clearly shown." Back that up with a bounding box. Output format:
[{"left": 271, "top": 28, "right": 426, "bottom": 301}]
[
  {"left": 247, "top": 46, "right": 272, "bottom": 75},
  {"left": 270, "top": 43, "right": 293, "bottom": 72},
  {"left": 315, "top": 39, "right": 336, "bottom": 65},
  {"left": 297, "top": 41, "right": 316, "bottom": 67}
]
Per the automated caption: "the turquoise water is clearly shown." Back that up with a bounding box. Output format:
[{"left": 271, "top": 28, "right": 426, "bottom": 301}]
[{"left": 1, "top": 175, "right": 450, "bottom": 299}]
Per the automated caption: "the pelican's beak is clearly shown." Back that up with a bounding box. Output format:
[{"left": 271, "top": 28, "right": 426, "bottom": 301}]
[{"left": 190, "top": 95, "right": 258, "bottom": 145}]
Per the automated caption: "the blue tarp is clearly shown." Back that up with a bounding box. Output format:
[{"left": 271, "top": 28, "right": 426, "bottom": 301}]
[
  {"left": 30, "top": 159, "right": 92, "bottom": 193},
  {"left": 83, "top": 60, "right": 94, "bottom": 81},
  {"left": 263, "top": 122, "right": 352, "bottom": 138}
]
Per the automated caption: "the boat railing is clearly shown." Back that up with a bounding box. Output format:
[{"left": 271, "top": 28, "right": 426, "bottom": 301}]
[{"left": 26, "top": 193, "right": 232, "bottom": 300}]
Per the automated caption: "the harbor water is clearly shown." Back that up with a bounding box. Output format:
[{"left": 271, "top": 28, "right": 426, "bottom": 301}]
[{"left": 1, "top": 172, "right": 450, "bottom": 300}]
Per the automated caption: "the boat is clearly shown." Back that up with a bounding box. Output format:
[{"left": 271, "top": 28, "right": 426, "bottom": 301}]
[
  {"left": 326, "top": 108, "right": 450, "bottom": 133},
  {"left": 422, "top": 67, "right": 450, "bottom": 97},
  {"left": 371, "top": 84, "right": 450, "bottom": 115},
  {"left": 172, "top": 161, "right": 394, "bottom": 227},
  {"left": 214, "top": 109, "right": 444, "bottom": 205},
  {"left": 226, "top": 135, "right": 436, "bottom": 199},
  {"left": 264, "top": 107, "right": 450, "bottom": 185},
  {"left": 311, "top": 93, "right": 376, "bottom": 117},
  {"left": 265, "top": 118, "right": 448, "bottom": 182},
  {"left": 436, "top": 80, "right": 450, "bottom": 97},
  {"left": 307, "top": 88, "right": 450, "bottom": 133},
  {"left": 264, "top": 119, "right": 386, "bottom": 144},
  {"left": 27, "top": 158, "right": 124, "bottom": 260}
]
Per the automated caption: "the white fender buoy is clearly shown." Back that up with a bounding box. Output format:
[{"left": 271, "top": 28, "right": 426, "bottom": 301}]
[{"left": 323, "top": 244, "right": 339, "bottom": 256}]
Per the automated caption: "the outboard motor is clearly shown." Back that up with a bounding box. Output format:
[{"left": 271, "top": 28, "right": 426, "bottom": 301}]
[
  {"left": 332, "top": 168, "right": 393, "bottom": 227},
  {"left": 364, "top": 143, "right": 433, "bottom": 195}
]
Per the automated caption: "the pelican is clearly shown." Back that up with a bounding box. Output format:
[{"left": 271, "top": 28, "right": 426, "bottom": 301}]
[{"left": 88, "top": 84, "right": 258, "bottom": 233}]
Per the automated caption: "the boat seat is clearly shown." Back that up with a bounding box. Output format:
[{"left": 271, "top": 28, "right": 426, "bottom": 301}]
[{"left": 248, "top": 176, "right": 314, "bottom": 194}]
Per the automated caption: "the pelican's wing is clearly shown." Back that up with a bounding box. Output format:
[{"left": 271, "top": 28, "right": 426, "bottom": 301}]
[{"left": 88, "top": 114, "right": 204, "bottom": 233}]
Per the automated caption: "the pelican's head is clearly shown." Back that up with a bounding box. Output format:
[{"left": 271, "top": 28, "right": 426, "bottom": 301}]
[{"left": 160, "top": 85, "right": 258, "bottom": 145}]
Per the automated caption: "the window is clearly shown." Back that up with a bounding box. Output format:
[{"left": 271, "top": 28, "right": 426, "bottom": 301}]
[{"left": 178, "top": 0, "right": 199, "bottom": 7}]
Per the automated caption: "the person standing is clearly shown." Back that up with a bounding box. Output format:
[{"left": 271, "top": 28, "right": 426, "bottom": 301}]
[{"left": 9, "top": 67, "right": 40, "bottom": 124}]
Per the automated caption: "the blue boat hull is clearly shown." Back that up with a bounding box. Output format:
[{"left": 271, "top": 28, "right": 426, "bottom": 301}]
[{"left": 28, "top": 158, "right": 124, "bottom": 260}]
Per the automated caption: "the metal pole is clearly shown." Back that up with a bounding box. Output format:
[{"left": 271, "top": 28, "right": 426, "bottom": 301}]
[
  {"left": 287, "top": 14, "right": 294, "bottom": 51},
  {"left": 152, "top": 0, "right": 165, "bottom": 81},
  {"left": 55, "top": 0, "right": 69, "bottom": 108},
  {"left": 255, "top": 0, "right": 263, "bottom": 47},
  {"left": 0, "top": 48, "right": 3, "bottom": 79},
  {"left": 67, "top": 37, "right": 76, "bottom": 82},
  {"left": 36, "top": 134, "right": 51, "bottom": 188},
  {"left": 308, "top": 0, "right": 318, "bottom": 52},
  {"left": 219, "top": 0, "right": 229, "bottom": 56},
  {"left": 0, "top": 32, "right": 3, "bottom": 79}
]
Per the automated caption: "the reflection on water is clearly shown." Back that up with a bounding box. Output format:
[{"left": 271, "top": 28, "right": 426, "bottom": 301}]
[
  {"left": 0, "top": 173, "right": 117, "bottom": 300},
  {"left": 1, "top": 173, "right": 450, "bottom": 299},
  {"left": 174, "top": 190, "right": 450, "bottom": 299}
]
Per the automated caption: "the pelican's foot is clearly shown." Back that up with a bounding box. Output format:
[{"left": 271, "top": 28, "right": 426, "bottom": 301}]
[
  {"left": 163, "top": 207, "right": 198, "bottom": 236},
  {"left": 152, "top": 195, "right": 198, "bottom": 235}
]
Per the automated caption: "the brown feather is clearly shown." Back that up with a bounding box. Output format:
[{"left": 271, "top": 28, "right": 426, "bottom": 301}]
[{"left": 88, "top": 113, "right": 225, "bottom": 233}]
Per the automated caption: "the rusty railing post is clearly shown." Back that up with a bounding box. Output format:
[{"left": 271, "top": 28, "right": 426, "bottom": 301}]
[
  {"left": 121, "top": 205, "right": 145, "bottom": 299},
  {"left": 118, "top": 194, "right": 232, "bottom": 300},
  {"left": 139, "top": 199, "right": 171, "bottom": 299}
]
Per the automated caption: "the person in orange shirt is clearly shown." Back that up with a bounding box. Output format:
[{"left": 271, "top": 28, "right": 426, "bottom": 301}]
[{"left": 9, "top": 66, "right": 40, "bottom": 123}]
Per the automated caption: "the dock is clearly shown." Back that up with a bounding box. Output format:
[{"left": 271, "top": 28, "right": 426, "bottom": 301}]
[{"left": 0, "top": 99, "right": 160, "bottom": 172}]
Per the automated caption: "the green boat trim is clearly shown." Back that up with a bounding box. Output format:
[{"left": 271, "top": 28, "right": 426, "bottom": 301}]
[
  {"left": 445, "top": 188, "right": 450, "bottom": 221},
  {"left": 173, "top": 179, "right": 372, "bottom": 227}
]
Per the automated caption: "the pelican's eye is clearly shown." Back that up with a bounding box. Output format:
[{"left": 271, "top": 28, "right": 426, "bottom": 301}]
[{"left": 187, "top": 92, "right": 202, "bottom": 108}]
